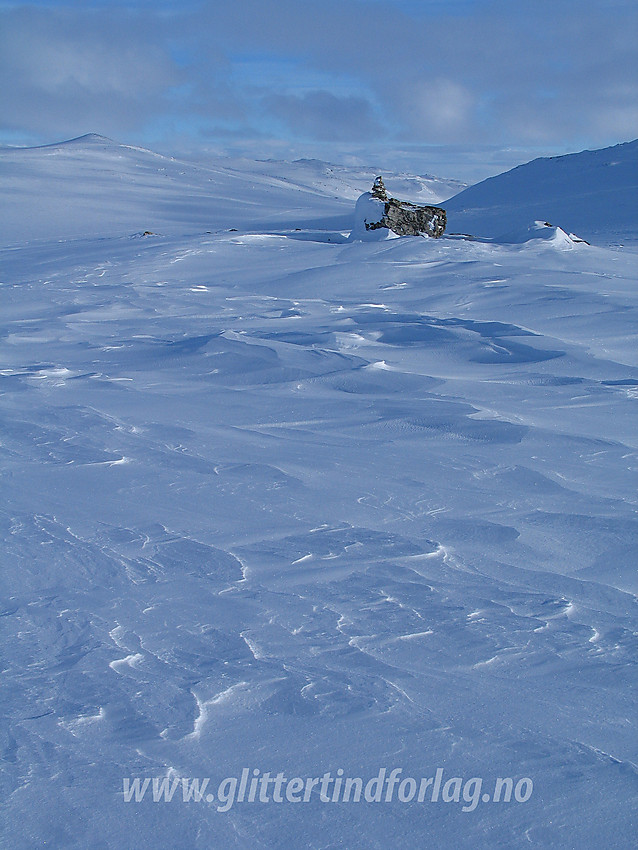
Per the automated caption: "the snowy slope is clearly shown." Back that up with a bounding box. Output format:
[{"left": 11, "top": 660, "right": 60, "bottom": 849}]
[
  {"left": 0, "top": 134, "right": 351, "bottom": 243},
  {"left": 446, "top": 140, "right": 638, "bottom": 245},
  {"left": 1, "top": 138, "right": 637, "bottom": 850},
  {"left": 0, "top": 134, "right": 463, "bottom": 245},
  {"left": 216, "top": 155, "right": 466, "bottom": 204}
]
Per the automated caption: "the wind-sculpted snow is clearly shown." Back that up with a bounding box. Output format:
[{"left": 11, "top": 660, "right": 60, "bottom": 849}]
[{"left": 1, "top": 142, "right": 637, "bottom": 848}]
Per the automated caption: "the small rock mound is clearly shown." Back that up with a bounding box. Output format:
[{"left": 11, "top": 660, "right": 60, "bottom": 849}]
[{"left": 351, "top": 177, "right": 446, "bottom": 240}]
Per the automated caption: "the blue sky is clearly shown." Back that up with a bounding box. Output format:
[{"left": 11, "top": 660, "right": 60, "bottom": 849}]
[{"left": 1, "top": 0, "right": 636, "bottom": 180}]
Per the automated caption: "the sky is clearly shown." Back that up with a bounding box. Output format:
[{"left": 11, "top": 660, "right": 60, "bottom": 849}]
[{"left": 1, "top": 0, "right": 636, "bottom": 181}]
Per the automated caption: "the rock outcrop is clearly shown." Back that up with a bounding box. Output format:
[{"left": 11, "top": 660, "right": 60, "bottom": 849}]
[{"left": 354, "top": 176, "right": 446, "bottom": 238}]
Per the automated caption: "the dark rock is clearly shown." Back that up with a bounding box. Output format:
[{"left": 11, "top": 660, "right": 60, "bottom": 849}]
[
  {"left": 378, "top": 197, "right": 446, "bottom": 238},
  {"left": 365, "top": 177, "right": 447, "bottom": 238}
]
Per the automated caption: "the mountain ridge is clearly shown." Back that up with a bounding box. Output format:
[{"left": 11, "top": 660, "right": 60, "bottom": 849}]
[{"left": 445, "top": 139, "right": 638, "bottom": 244}]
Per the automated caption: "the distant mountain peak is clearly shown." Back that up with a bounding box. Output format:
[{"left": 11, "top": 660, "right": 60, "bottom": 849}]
[
  {"left": 65, "top": 133, "right": 115, "bottom": 144},
  {"left": 18, "top": 133, "right": 171, "bottom": 162},
  {"left": 15, "top": 133, "right": 117, "bottom": 152}
]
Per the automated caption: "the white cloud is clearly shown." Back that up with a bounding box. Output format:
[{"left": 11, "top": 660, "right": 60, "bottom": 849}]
[
  {"left": 0, "top": 7, "right": 181, "bottom": 138},
  {"left": 264, "top": 90, "right": 382, "bottom": 142},
  {"left": 0, "top": 0, "right": 635, "bottom": 162},
  {"left": 403, "top": 80, "right": 475, "bottom": 140}
]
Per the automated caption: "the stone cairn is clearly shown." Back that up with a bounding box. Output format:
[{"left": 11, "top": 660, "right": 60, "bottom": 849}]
[
  {"left": 366, "top": 176, "right": 446, "bottom": 238},
  {"left": 371, "top": 176, "right": 389, "bottom": 202}
]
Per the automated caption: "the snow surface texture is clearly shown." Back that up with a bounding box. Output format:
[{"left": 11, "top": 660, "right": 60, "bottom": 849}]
[{"left": 1, "top": 136, "right": 637, "bottom": 849}]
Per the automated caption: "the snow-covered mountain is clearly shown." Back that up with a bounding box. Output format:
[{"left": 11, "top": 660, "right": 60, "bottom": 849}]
[
  {"left": 214, "top": 155, "right": 466, "bottom": 205},
  {"left": 0, "top": 134, "right": 463, "bottom": 244},
  {"left": 1, "top": 137, "right": 636, "bottom": 849},
  {"left": 445, "top": 139, "right": 638, "bottom": 245}
]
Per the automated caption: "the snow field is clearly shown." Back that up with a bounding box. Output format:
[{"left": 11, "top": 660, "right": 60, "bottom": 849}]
[{"left": 1, "top": 137, "right": 637, "bottom": 848}]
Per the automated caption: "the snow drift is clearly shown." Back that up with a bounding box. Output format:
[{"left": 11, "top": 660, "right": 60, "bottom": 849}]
[{"left": 1, "top": 135, "right": 637, "bottom": 850}]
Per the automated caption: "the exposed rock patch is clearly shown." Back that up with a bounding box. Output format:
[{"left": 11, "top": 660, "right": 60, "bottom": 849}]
[{"left": 353, "top": 177, "right": 446, "bottom": 239}]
